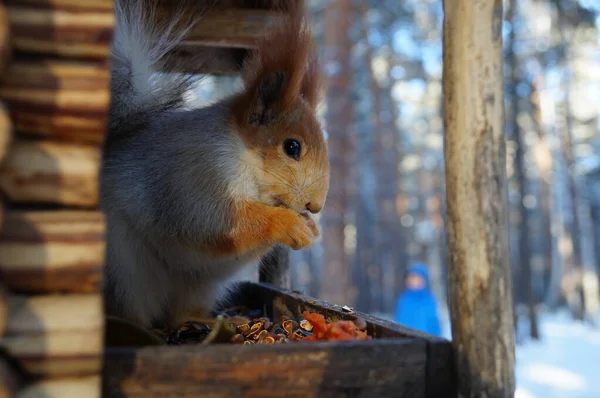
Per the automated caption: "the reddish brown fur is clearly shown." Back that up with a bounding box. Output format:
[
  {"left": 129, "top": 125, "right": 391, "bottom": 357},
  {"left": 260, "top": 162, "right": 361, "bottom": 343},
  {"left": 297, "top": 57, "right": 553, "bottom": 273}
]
[
  {"left": 215, "top": 0, "right": 329, "bottom": 257},
  {"left": 204, "top": 201, "right": 318, "bottom": 255},
  {"left": 232, "top": 0, "right": 323, "bottom": 126}
]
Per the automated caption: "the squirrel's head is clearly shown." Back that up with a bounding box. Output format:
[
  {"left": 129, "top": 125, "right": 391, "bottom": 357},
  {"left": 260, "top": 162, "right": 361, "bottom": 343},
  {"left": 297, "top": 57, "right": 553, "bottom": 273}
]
[{"left": 232, "top": 2, "right": 329, "bottom": 215}]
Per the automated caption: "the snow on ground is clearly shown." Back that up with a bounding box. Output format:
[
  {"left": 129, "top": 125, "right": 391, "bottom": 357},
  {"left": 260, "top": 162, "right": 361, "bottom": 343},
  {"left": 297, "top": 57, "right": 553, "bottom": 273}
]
[
  {"left": 378, "top": 309, "right": 600, "bottom": 397},
  {"left": 515, "top": 310, "right": 600, "bottom": 398}
]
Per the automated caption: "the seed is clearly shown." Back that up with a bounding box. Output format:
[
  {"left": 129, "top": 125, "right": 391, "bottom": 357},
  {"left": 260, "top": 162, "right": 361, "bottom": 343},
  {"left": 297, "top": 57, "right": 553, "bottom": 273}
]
[
  {"left": 299, "top": 320, "right": 313, "bottom": 332},
  {"left": 244, "top": 322, "right": 262, "bottom": 338},
  {"left": 353, "top": 317, "right": 367, "bottom": 331},
  {"left": 231, "top": 334, "right": 245, "bottom": 344},
  {"left": 256, "top": 330, "right": 269, "bottom": 342},
  {"left": 282, "top": 319, "right": 299, "bottom": 335},
  {"left": 271, "top": 324, "right": 285, "bottom": 335},
  {"left": 262, "top": 336, "right": 276, "bottom": 344}
]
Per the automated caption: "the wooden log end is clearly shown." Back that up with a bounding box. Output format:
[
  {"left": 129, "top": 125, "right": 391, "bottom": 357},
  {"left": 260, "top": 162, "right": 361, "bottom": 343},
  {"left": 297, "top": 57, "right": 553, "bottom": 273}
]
[{"left": 0, "top": 210, "right": 105, "bottom": 293}]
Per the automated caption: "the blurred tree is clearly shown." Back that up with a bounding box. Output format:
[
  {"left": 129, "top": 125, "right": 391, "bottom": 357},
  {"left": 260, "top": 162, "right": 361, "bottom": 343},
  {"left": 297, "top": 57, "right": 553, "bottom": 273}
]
[
  {"left": 321, "top": 0, "right": 354, "bottom": 306},
  {"left": 507, "top": 0, "right": 540, "bottom": 339}
]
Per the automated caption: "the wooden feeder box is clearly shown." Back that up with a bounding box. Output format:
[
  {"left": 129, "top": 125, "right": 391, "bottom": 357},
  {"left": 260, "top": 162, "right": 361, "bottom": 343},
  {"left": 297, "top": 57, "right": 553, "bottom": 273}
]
[{"left": 104, "top": 282, "right": 455, "bottom": 397}]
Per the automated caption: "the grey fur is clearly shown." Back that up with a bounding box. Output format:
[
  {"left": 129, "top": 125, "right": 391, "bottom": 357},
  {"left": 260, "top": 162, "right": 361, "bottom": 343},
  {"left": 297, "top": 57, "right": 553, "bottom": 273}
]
[{"left": 103, "top": 1, "right": 261, "bottom": 328}]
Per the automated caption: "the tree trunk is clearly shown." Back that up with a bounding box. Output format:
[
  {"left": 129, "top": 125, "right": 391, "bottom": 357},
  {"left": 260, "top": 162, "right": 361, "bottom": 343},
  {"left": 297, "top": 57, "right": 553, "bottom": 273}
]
[
  {"left": 507, "top": 0, "right": 539, "bottom": 340},
  {"left": 554, "top": 0, "right": 586, "bottom": 321},
  {"left": 591, "top": 206, "right": 600, "bottom": 298},
  {"left": 443, "top": 0, "right": 516, "bottom": 396},
  {"left": 320, "top": 0, "right": 353, "bottom": 306},
  {"left": 530, "top": 78, "right": 554, "bottom": 305}
]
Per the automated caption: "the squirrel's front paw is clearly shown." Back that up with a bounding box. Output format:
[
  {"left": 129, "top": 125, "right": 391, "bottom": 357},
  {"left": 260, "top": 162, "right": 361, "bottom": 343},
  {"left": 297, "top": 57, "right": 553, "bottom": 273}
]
[
  {"left": 301, "top": 213, "right": 320, "bottom": 238},
  {"left": 277, "top": 211, "right": 315, "bottom": 250}
]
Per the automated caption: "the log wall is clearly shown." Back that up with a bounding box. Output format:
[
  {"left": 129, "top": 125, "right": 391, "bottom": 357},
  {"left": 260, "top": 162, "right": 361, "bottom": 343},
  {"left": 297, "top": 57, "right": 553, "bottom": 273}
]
[
  {"left": 0, "top": 0, "right": 291, "bottom": 396},
  {"left": 0, "top": 1, "right": 113, "bottom": 397}
]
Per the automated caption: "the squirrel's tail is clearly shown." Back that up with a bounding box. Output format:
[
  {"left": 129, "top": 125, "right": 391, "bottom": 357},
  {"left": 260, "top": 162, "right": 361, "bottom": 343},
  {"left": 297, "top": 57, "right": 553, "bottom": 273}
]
[{"left": 109, "top": 0, "right": 198, "bottom": 138}]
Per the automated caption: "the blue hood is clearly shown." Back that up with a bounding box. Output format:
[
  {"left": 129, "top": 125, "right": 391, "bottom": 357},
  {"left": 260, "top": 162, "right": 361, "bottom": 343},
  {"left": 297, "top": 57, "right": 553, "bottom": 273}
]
[{"left": 406, "top": 263, "right": 430, "bottom": 288}]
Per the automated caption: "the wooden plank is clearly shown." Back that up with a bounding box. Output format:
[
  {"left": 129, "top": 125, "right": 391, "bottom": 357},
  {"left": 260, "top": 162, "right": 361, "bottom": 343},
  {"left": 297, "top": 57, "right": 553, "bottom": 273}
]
[
  {"left": 442, "top": 0, "right": 515, "bottom": 397},
  {"left": 0, "top": 60, "right": 109, "bottom": 145},
  {"left": 16, "top": 376, "right": 100, "bottom": 398},
  {"left": 4, "top": 293, "right": 103, "bottom": 334},
  {"left": 0, "top": 140, "right": 100, "bottom": 207},
  {"left": 424, "top": 338, "right": 456, "bottom": 398},
  {"left": 7, "top": 0, "right": 112, "bottom": 9},
  {"left": 0, "top": 283, "right": 6, "bottom": 336},
  {"left": 5, "top": 1, "right": 279, "bottom": 61},
  {"left": 5, "top": 1, "right": 114, "bottom": 60},
  {"left": 163, "top": 46, "right": 247, "bottom": 75},
  {"left": 0, "top": 293, "right": 103, "bottom": 378},
  {"left": 179, "top": 8, "right": 280, "bottom": 49},
  {"left": 0, "top": 3, "right": 11, "bottom": 77},
  {"left": 104, "top": 340, "right": 427, "bottom": 398},
  {"left": 0, "top": 102, "right": 12, "bottom": 165},
  {"left": 104, "top": 282, "right": 451, "bottom": 397},
  {"left": 0, "top": 210, "right": 105, "bottom": 293},
  {"left": 0, "top": 356, "right": 23, "bottom": 398}
]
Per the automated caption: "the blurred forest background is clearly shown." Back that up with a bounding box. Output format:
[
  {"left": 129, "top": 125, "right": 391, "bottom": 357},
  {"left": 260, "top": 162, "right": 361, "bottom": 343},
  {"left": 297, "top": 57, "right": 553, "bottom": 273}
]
[{"left": 191, "top": 0, "right": 600, "bottom": 342}]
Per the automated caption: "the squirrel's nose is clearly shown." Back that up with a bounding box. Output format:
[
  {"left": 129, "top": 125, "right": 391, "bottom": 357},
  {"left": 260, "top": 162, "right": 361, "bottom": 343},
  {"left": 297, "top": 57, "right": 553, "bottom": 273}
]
[{"left": 306, "top": 202, "right": 322, "bottom": 214}]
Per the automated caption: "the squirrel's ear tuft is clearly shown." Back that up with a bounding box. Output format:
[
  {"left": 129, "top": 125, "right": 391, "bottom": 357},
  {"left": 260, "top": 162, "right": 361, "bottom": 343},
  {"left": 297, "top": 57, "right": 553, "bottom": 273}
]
[
  {"left": 233, "top": 0, "right": 322, "bottom": 127},
  {"left": 301, "top": 55, "right": 323, "bottom": 109},
  {"left": 248, "top": 72, "right": 286, "bottom": 126}
]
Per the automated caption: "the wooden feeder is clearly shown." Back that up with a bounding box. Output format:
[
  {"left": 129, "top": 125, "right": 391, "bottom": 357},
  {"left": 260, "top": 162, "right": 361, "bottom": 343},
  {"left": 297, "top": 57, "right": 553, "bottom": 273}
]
[{"left": 0, "top": 0, "right": 514, "bottom": 397}]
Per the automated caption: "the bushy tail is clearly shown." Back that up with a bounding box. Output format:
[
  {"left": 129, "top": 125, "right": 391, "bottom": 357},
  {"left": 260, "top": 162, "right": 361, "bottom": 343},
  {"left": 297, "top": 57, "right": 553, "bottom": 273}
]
[{"left": 108, "top": 0, "right": 199, "bottom": 138}]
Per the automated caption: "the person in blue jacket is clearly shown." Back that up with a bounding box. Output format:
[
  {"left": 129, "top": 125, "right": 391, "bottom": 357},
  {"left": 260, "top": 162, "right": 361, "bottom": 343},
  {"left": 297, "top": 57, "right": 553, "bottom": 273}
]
[{"left": 393, "top": 263, "right": 441, "bottom": 337}]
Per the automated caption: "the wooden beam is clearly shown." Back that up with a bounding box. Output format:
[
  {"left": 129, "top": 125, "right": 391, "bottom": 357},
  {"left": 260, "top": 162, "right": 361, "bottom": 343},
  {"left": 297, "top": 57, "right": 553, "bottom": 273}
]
[
  {"left": 0, "top": 3, "right": 11, "bottom": 76},
  {"left": 1, "top": 293, "right": 103, "bottom": 377},
  {"left": 0, "top": 283, "right": 6, "bottom": 337},
  {"left": 163, "top": 46, "right": 248, "bottom": 75},
  {"left": 0, "top": 102, "right": 11, "bottom": 165},
  {"left": 5, "top": 2, "right": 114, "bottom": 61},
  {"left": 5, "top": 1, "right": 280, "bottom": 61},
  {"left": 442, "top": 0, "right": 515, "bottom": 397},
  {"left": 0, "top": 140, "right": 101, "bottom": 208},
  {"left": 16, "top": 376, "right": 100, "bottom": 398},
  {"left": 0, "top": 357, "right": 23, "bottom": 398},
  {"left": 0, "top": 60, "right": 109, "bottom": 145},
  {"left": 179, "top": 8, "right": 279, "bottom": 49},
  {"left": 0, "top": 211, "right": 105, "bottom": 294}
]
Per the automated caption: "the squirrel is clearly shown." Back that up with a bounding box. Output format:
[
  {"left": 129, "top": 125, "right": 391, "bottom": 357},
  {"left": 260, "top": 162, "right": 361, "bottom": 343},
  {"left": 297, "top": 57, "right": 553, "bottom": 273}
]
[{"left": 102, "top": 0, "right": 330, "bottom": 329}]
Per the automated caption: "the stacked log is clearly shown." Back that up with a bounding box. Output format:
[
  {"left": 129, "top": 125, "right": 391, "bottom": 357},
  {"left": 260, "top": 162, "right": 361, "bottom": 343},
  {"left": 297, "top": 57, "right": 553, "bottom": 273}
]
[
  {"left": 0, "top": 0, "right": 287, "bottom": 396},
  {"left": 0, "top": 1, "right": 113, "bottom": 397}
]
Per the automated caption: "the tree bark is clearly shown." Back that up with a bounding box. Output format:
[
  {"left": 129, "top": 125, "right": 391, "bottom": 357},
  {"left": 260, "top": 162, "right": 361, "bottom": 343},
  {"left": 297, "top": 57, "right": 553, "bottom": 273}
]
[
  {"left": 320, "top": 0, "right": 353, "bottom": 306},
  {"left": 443, "top": 0, "right": 516, "bottom": 396}
]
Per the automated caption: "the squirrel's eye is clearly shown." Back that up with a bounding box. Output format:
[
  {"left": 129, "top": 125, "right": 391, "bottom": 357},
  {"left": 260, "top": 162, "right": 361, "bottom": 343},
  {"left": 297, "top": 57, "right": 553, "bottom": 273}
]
[{"left": 283, "top": 139, "right": 301, "bottom": 161}]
